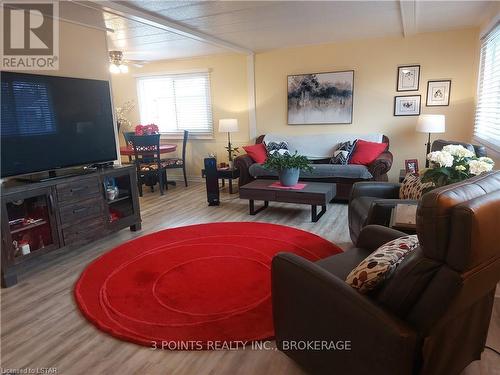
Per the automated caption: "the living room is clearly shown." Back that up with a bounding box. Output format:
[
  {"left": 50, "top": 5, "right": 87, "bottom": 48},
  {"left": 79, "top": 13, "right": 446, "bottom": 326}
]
[{"left": 1, "top": 1, "right": 499, "bottom": 375}]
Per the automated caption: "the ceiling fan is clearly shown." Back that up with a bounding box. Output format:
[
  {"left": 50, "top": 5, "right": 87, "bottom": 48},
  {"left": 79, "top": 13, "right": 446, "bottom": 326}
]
[{"left": 108, "top": 50, "right": 147, "bottom": 73}]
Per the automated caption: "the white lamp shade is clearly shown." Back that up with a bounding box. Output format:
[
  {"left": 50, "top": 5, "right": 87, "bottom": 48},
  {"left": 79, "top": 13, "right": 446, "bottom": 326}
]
[
  {"left": 416, "top": 114, "right": 446, "bottom": 133},
  {"left": 218, "top": 118, "right": 239, "bottom": 133}
]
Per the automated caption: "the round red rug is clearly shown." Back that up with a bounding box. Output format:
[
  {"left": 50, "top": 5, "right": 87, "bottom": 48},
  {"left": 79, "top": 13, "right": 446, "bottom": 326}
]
[{"left": 74, "top": 222, "right": 342, "bottom": 348}]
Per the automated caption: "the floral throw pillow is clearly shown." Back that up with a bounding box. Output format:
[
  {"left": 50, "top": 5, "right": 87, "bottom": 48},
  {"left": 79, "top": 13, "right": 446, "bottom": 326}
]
[
  {"left": 265, "top": 141, "right": 290, "bottom": 156},
  {"left": 331, "top": 140, "right": 356, "bottom": 165},
  {"left": 399, "top": 173, "right": 434, "bottom": 200},
  {"left": 346, "top": 235, "right": 419, "bottom": 293}
]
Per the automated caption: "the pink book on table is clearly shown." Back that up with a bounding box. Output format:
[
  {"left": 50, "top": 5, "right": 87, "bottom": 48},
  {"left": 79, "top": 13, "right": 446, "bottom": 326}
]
[{"left": 269, "top": 182, "right": 307, "bottom": 190}]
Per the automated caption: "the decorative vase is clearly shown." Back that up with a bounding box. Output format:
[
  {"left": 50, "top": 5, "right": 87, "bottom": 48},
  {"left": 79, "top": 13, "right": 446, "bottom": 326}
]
[{"left": 279, "top": 168, "right": 300, "bottom": 187}]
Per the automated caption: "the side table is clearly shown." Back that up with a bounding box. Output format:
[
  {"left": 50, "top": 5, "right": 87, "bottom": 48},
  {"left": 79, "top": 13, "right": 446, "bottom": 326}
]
[{"left": 201, "top": 167, "right": 240, "bottom": 194}]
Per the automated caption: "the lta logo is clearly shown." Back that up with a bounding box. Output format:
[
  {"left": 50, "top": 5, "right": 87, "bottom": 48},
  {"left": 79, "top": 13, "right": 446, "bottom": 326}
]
[{"left": 1, "top": 1, "right": 59, "bottom": 70}]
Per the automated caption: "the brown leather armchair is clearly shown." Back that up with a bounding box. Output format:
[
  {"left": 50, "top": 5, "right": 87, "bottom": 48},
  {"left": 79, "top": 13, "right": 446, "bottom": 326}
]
[
  {"left": 272, "top": 171, "right": 500, "bottom": 375},
  {"left": 348, "top": 139, "right": 488, "bottom": 243}
]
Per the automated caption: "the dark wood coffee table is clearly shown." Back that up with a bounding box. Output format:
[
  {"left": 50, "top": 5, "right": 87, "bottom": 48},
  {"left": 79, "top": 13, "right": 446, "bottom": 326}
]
[{"left": 239, "top": 180, "right": 336, "bottom": 222}]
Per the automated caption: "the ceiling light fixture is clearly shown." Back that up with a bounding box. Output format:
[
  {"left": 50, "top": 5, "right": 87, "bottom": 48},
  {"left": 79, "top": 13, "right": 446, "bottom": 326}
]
[{"left": 109, "top": 50, "right": 129, "bottom": 74}]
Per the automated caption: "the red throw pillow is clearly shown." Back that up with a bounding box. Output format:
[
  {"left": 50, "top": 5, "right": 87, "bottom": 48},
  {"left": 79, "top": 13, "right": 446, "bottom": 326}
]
[
  {"left": 349, "top": 140, "right": 388, "bottom": 165},
  {"left": 243, "top": 143, "right": 268, "bottom": 163}
]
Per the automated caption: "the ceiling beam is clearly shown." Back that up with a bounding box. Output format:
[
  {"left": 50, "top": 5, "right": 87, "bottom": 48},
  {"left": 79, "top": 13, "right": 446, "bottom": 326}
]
[
  {"left": 399, "top": 0, "right": 418, "bottom": 37},
  {"left": 81, "top": 0, "right": 253, "bottom": 54}
]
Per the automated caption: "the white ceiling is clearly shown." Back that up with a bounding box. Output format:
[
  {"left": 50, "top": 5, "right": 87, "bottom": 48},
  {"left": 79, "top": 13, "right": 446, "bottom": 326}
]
[{"left": 68, "top": 1, "right": 497, "bottom": 61}]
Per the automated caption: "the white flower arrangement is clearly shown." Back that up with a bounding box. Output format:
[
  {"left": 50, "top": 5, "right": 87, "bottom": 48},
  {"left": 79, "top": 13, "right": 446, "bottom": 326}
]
[
  {"left": 422, "top": 144, "right": 495, "bottom": 188},
  {"left": 115, "top": 101, "right": 135, "bottom": 131},
  {"left": 442, "top": 144, "right": 475, "bottom": 159},
  {"left": 427, "top": 150, "right": 454, "bottom": 168},
  {"left": 469, "top": 158, "right": 494, "bottom": 175}
]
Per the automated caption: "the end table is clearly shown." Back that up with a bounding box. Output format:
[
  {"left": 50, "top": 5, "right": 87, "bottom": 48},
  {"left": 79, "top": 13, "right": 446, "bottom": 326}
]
[{"left": 201, "top": 167, "right": 240, "bottom": 194}]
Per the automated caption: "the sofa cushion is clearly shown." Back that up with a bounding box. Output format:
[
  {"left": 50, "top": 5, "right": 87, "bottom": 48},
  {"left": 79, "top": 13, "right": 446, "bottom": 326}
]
[
  {"left": 263, "top": 133, "right": 384, "bottom": 160},
  {"left": 346, "top": 235, "right": 420, "bottom": 293},
  {"left": 350, "top": 140, "right": 388, "bottom": 165},
  {"left": 265, "top": 141, "right": 290, "bottom": 156},
  {"left": 243, "top": 143, "right": 267, "bottom": 163},
  {"left": 248, "top": 163, "right": 373, "bottom": 180},
  {"left": 331, "top": 140, "right": 357, "bottom": 165}
]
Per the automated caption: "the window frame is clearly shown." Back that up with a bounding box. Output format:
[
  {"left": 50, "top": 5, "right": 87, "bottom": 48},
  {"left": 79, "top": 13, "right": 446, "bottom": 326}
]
[
  {"left": 473, "top": 21, "right": 500, "bottom": 156},
  {"left": 135, "top": 69, "right": 214, "bottom": 140}
]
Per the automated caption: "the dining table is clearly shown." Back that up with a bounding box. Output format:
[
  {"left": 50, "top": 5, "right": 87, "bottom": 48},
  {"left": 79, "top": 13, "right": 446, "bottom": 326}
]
[{"left": 119, "top": 144, "right": 177, "bottom": 157}]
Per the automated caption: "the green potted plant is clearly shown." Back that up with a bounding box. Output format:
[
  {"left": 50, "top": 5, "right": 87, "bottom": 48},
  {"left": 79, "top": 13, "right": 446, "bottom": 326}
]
[{"left": 263, "top": 152, "right": 313, "bottom": 186}]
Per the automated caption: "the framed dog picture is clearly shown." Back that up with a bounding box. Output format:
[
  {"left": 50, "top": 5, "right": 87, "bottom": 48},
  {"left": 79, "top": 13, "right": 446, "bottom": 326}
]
[
  {"left": 394, "top": 95, "right": 421, "bottom": 116},
  {"left": 405, "top": 159, "right": 419, "bottom": 174},
  {"left": 397, "top": 65, "right": 420, "bottom": 91},
  {"left": 426, "top": 80, "right": 451, "bottom": 106}
]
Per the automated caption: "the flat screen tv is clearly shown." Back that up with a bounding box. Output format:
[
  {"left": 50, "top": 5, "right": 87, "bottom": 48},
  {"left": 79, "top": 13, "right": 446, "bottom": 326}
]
[{"left": 1, "top": 72, "right": 117, "bottom": 178}]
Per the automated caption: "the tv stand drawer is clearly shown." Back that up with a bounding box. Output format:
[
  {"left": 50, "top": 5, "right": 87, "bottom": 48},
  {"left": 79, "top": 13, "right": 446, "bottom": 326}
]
[
  {"left": 56, "top": 177, "right": 101, "bottom": 203},
  {"left": 62, "top": 217, "right": 105, "bottom": 246},
  {"left": 59, "top": 197, "right": 103, "bottom": 227}
]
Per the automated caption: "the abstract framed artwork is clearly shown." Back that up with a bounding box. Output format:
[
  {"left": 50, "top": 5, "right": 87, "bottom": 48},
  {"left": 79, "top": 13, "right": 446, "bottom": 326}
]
[
  {"left": 287, "top": 70, "right": 354, "bottom": 125},
  {"left": 397, "top": 65, "right": 420, "bottom": 91},
  {"left": 394, "top": 95, "right": 421, "bottom": 116},
  {"left": 426, "top": 80, "right": 451, "bottom": 106}
]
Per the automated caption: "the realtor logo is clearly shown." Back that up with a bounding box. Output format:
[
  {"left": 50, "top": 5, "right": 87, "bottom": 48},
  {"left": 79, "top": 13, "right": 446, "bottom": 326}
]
[{"left": 1, "top": 1, "right": 59, "bottom": 70}]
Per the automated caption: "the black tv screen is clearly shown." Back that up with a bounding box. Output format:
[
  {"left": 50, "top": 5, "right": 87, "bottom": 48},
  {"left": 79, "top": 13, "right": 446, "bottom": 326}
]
[{"left": 1, "top": 72, "right": 117, "bottom": 178}]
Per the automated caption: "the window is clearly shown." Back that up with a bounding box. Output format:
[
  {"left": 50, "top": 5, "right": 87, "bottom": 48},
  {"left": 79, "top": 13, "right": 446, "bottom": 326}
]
[
  {"left": 474, "top": 22, "right": 500, "bottom": 151},
  {"left": 136, "top": 71, "right": 213, "bottom": 138}
]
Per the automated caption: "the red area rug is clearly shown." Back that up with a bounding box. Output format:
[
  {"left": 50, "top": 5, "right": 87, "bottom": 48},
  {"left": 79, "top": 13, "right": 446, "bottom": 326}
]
[{"left": 74, "top": 222, "right": 341, "bottom": 348}]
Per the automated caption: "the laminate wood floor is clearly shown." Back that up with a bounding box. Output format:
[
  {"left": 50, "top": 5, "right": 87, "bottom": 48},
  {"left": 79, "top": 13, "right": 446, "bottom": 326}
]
[{"left": 1, "top": 182, "right": 499, "bottom": 375}]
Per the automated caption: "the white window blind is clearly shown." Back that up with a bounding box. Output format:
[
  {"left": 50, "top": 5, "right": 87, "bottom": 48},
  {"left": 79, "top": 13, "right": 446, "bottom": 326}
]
[
  {"left": 474, "top": 22, "right": 500, "bottom": 151},
  {"left": 137, "top": 71, "right": 213, "bottom": 137}
]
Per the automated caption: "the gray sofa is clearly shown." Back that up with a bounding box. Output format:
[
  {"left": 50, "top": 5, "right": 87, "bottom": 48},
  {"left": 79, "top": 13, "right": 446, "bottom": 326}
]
[{"left": 235, "top": 133, "right": 393, "bottom": 200}]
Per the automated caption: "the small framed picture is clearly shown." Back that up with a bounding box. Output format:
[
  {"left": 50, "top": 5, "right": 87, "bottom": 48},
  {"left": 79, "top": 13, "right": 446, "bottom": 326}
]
[
  {"left": 394, "top": 95, "right": 421, "bottom": 116},
  {"left": 405, "top": 159, "right": 419, "bottom": 174},
  {"left": 426, "top": 80, "right": 451, "bottom": 106},
  {"left": 397, "top": 65, "right": 420, "bottom": 91}
]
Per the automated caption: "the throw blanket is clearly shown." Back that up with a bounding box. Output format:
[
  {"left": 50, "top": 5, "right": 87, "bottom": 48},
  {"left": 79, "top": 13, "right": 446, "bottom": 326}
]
[{"left": 263, "top": 133, "right": 383, "bottom": 160}]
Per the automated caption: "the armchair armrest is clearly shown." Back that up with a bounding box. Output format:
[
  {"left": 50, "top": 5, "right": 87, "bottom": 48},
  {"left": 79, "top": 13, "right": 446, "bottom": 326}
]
[
  {"left": 350, "top": 181, "right": 401, "bottom": 201},
  {"left": 355, "top": 225, "right": 408, "bottom": 249},
  {"left": 368, "top": 151, "right": 393, "bottom": 181},
  {"left": 272, "top": 252, "right": 417, "bottom": 375},
  {"left": 234, "top": 154, "right": 256, "bottom": 187}
]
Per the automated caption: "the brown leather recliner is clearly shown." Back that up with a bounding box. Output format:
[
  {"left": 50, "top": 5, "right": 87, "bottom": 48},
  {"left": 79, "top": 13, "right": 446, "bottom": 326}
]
[
  {"left": 348, "top": 139, "right": 488, "bottom": 243},
  {"left": 272, "top": 171, "right": 500, "bottom": 375}
]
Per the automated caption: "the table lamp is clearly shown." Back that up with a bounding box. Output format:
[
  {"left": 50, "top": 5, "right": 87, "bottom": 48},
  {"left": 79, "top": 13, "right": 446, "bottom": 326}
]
[
  {"left": 219, "top": 118, "right": 239, "bottom": 162},
  {"left": 416, "top": 114, "right": 446, "bottom": 167}
]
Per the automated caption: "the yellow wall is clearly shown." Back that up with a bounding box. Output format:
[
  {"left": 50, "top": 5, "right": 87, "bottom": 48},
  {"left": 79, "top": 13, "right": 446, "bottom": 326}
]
[
  {"left": 112, "top": 28, "right": 482, "bottom": 181},
  {"left": 111, "top": 53, "right": 250, "bottom": 179},
  {"left": 19, "top": 20, "right": 109, "bottom": 80},
  {"left": 255, "top": 28, "right": 480, "bottom": 180}
]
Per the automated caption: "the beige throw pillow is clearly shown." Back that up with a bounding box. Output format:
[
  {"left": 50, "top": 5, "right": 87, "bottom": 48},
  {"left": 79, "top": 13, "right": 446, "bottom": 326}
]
[{"left": 399, "top": 173, "right": 433, "bottom": 200}]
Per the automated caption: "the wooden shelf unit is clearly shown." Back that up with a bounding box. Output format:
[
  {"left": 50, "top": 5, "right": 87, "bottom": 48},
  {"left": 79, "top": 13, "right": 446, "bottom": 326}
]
[{"left": 1, "top": 165, "right": 142, "bottom": 287}]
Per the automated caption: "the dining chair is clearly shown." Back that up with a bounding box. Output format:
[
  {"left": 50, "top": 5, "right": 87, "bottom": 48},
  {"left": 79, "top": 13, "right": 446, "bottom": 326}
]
[
  {"left": 122, "top": 131, "right": 135, "bottom": 163},
  {"left": 161, "top": 130, "right": 189, "bottom": 187},
  {"left": 131, "top": 134, "right": 167, "bottom": 196}
]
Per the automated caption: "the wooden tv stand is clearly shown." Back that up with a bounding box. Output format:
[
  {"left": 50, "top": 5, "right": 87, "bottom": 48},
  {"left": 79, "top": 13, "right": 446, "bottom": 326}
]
[{"left": 0, "top": 165, "right": 141, "bottom": 287}]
